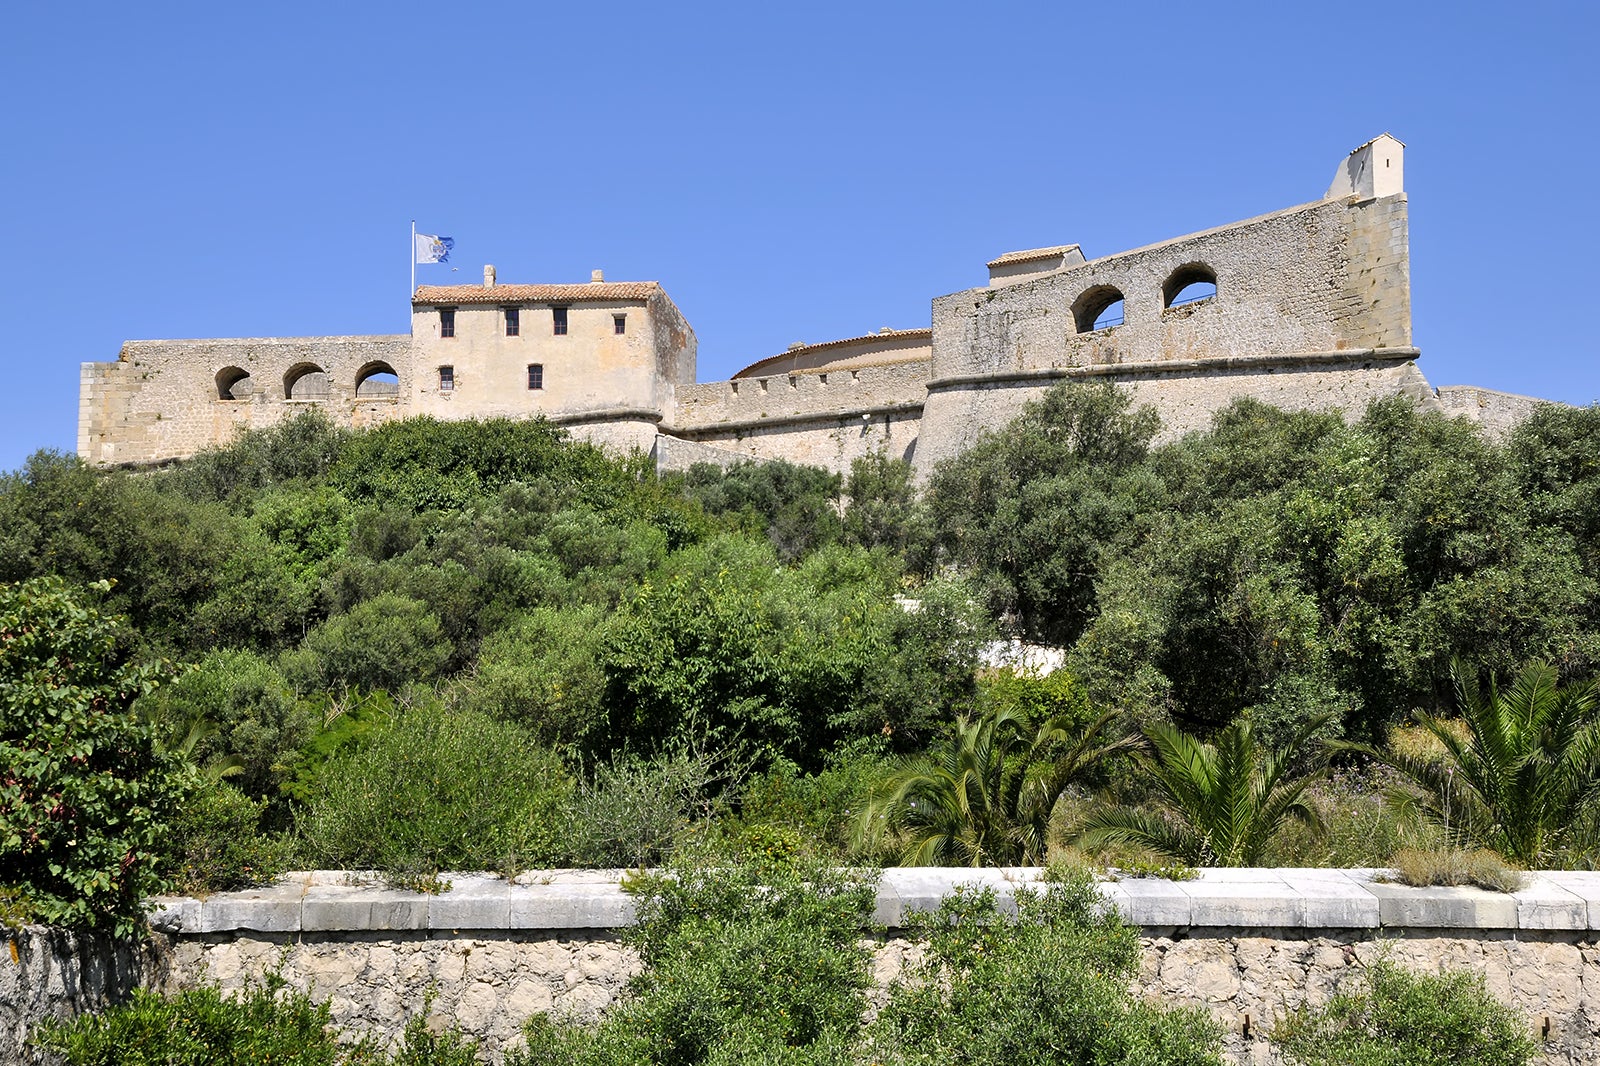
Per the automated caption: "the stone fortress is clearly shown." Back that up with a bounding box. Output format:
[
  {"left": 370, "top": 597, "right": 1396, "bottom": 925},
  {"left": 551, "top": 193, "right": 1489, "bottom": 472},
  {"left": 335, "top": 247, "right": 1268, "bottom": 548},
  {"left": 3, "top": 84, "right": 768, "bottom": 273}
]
[{"left": 78, "top": 136, "right": 1544, "bottom": 476}]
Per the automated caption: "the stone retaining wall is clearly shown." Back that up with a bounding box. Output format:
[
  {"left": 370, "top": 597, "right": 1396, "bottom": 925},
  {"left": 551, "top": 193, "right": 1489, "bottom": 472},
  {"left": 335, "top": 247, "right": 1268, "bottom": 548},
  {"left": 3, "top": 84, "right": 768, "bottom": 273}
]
[{"left": 10, "top": 868, "right": 1600, "bottom": 1063}]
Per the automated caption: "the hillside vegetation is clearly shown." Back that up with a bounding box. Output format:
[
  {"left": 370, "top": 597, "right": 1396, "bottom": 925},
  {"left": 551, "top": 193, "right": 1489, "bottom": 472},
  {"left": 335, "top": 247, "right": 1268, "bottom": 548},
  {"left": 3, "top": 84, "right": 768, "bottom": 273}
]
[{"left": 6, "top": 385, "right": 1600, "bottom": 925}]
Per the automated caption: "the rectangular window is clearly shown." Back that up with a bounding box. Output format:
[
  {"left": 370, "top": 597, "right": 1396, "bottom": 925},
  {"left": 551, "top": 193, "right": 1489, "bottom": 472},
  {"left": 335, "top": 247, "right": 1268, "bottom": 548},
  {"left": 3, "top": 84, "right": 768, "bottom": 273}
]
[
  {"left": 552, "top": 307, "right": 568, "bottom": 335},
  {"left": 614, "top": 314, "right": 626, "bottom": 335},
  {"left": 439, "top": 366, "right": 454, "bottom": 391},
  {"left": 527, "top": 364, "right": 544, "bottom": 390},
  {"left": 504, "top": 306, "right": 520, "bottom": 336},
  {"left": 439, "top": 307, "right": 455, "bottom": 338}
]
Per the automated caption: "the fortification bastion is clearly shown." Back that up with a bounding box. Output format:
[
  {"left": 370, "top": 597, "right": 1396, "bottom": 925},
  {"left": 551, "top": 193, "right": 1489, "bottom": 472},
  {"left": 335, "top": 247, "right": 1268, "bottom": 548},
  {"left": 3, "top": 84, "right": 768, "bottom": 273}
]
[{"left": 77, "top": 136, "right": 1546, "bottom": 475}]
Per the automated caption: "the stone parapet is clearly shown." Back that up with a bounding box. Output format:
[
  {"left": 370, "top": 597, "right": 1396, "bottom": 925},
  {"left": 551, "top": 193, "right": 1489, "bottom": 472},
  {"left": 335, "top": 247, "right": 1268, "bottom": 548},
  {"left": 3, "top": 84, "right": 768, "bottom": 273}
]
[
  {"left": 14, "top": 869, "right": 1600, "bottom": 1065},
  {"left": 146, "top": 867, "right": 1600, "bottom": 935}
]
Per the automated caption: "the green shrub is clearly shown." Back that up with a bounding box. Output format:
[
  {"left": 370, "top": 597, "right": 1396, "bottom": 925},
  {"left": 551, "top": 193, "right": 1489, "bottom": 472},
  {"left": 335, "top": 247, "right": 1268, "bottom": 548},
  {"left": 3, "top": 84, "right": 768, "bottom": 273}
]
[
  {"left": 286, "top": 593, "right": 452, "bottom": 693},
  {"left": 463, "top": 605, "right": 609, "bottom": 748},
  {"left": 32, "top": 974, "right": 482, "bottom": 1065},
  {"left": 0, "top": 577, "right": 189, "bottom": 934},
  {"left": 297, "top": 700, "right": 572, "bottom": 878},
  {"left": 562, "top": 747, "right": 734, "bottom": 868},
  {"left": 158, "top": 780, "right": 291, "bottom": 893},
  {"left": 867, "top": 874, "right": 1222, "bottom": 1065},
  {"left": 735, "top": 744, "right": 892, "bottom": 863},
  {"left": 136, "top": 648, "right": 314, "bottom": 802},
  {"left": 1273, "top": 959, "right": 1537, "bottom": 1066},
  {"left": 514, "top": 858, "right": 877, "bottom": 1066}
]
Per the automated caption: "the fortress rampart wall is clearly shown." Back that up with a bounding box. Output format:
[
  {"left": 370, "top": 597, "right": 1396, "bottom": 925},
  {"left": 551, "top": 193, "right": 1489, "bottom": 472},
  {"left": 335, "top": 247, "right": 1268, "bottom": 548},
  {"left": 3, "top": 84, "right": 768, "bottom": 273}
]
[
  {"left": 1436, "top": 385, "right": 1555, "bottom": 438},
  {"left": 667, "top": 360, "right": 930, "bottom": 470},
  {"left": 912, "top": 189, "right": 1415, "bottom": 476},
  {"left": 674, "top": 359, "right": 931, "bottom": 428},
  {"left": 75, "top": 139, "right": 1557, "bottom": 477},
  {"left": 914, "top": 350, "right": 1437, "bottom": 473},
  {"left": 929, "top": 193, "right": 1410, "bottom": 383},
  {"left": 79, "top": 335, "right": 411, "bottom": 466}
]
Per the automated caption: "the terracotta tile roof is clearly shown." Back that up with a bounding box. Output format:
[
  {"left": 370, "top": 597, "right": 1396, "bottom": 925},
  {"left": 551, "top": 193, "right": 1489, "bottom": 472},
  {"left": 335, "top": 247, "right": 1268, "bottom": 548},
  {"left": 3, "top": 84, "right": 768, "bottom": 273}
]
[
  {"left": 732, "top": 329, "right": 932, "bottom": 378},
  {"left": 986, "top": 244, "right": 1081, "bottom": 269},
  {"left": 785, "top": 328, "right": 931, "bottom": 356},
  {"left": 413, "top": 282, "right": 661, "bottom": 305}
]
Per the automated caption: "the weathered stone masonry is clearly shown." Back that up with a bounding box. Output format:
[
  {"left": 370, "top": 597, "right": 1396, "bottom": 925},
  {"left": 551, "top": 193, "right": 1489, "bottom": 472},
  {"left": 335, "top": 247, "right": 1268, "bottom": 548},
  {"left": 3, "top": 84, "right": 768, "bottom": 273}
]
[
  {"left": 76, "top": 135, "right": 1552, "bottom": 478},
  {"left": 10, "top": 868, "right": 1600, "bottom": 1065}
]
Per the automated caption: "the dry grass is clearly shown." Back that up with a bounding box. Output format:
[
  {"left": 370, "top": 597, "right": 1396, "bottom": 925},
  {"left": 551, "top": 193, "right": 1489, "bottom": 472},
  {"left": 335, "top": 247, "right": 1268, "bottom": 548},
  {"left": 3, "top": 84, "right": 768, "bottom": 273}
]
[{"left": 1386, "top": 847, "right": 1525, "bottom": 893}]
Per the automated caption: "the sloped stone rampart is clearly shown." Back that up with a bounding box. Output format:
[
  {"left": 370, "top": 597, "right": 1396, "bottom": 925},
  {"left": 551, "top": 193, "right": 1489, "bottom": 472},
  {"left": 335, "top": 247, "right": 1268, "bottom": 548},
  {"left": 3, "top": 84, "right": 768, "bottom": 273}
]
[{"left": 9, "top": 868, "right": 1600, "bottom": 1063}]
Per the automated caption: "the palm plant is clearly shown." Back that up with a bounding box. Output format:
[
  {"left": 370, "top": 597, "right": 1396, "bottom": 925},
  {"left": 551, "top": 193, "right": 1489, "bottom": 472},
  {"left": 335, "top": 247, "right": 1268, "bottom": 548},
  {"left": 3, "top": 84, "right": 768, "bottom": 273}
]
[
  {"left": 856, "top": 704, "right": 1136, "bottom": 866},
  {"left": 1074, "top": 714, "right": 1330, "bottom": 866},
  {"left": 1358, "top": 661, "right": 1600, "bottom": 866}
]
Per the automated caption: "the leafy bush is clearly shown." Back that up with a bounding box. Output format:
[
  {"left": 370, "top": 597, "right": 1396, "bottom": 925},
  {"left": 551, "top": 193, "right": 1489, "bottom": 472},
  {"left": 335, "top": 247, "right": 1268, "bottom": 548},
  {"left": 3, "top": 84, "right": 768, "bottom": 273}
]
[
  {"left": 462, "top": 605, "right": 609, "bottom": 748},
  {"left": 286, "top": 594, "right": 452, "bottom": 693},
  {"left": 678, "top": 459, "right": 842, "bottom": 563},
  {"left": 515, "top": 857, "right": 877, "bottom": 1066},
  {"left": 1273, "top": 960, "right": 1537, "bottom": 1066},
  {"left": 563, "top": 747, "right": 735, "bottom": 868},
  {"left": 297, "top": 700, "right": 572, "bottom": 878},
  {"left": 0, "top": 577, "right": 188, "bottom": 934},
  {"left": 735, "top": 744, "right": 892, "bottom": 863},
  {"left": 32, "top": 974, "right": 482, "bottom": 1065},
  {"left": 158, "top": 780, "right": 291, "bottom": 893},
  {"left": 136, "top": 648, "right": 313, "bottom": 802},
  {"left": 868, "top": 875, "right": 1222, "bottom": 1065}
]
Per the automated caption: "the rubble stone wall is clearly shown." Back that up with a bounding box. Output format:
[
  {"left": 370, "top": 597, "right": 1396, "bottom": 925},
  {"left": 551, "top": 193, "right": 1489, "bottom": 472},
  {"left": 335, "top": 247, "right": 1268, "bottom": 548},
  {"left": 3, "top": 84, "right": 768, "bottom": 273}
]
[{"left": 11, "top": 869, "right": 1600, "bottom": 1064}]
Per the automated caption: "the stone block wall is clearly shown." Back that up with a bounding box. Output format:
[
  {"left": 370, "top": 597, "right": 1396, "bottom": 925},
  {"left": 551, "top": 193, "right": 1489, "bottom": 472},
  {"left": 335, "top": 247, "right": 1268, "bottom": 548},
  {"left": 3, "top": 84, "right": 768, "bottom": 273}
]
[
  {"left": 11, "top": 868, "right": 1600, "bottom": 1064},
  {"left": 79, "top": 335, "right": 412, "bottom": 465},
  {"left": 668, "top": 360, "right": 930, "bottom": 473},
  {"left": 1436, "top": 385, "right": 1557, "bottom": 438},
  {"left": 912, "top": 349, "right": 1438, "bottom": 475},
  {"left": 928, "top": 194, "right": 1411, "bottom": 384}
]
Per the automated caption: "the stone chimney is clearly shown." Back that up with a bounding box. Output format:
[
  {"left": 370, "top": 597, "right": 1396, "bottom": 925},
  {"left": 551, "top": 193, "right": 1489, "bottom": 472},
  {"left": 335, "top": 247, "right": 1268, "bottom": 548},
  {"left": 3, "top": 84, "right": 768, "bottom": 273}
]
[
  {"left": 484, "top": 265, "right": 496, "bottom": 288},
  {"left": 590, "top": 269, "right": 605, "bottom": 283}
]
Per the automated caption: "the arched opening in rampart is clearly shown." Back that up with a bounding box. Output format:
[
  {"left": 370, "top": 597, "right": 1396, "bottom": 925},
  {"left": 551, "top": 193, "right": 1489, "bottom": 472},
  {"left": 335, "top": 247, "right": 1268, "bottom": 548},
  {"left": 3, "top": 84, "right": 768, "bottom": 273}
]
[
  {"left": 284, "top": 363, "right": 330, "bottom": 401},
  {"left": 1072, "top": 285, "right": 1125, "bottom": 333},
  {"left": 215, "top": 366, "right": 253, "bottom": 401},
  {"left": 1163, "top": 263, "right": 1218, "bottom": 308},
  {"left": 355, "top": 361, "right": 400, "bottom": 399}
]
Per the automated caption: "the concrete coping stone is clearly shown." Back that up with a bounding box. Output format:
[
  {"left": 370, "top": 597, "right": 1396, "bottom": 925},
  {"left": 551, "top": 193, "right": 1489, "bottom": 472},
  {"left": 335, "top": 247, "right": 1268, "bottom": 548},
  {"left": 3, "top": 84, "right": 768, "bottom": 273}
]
[{"left": 146, "top": 868, "right": 1600, "bottom": 935}]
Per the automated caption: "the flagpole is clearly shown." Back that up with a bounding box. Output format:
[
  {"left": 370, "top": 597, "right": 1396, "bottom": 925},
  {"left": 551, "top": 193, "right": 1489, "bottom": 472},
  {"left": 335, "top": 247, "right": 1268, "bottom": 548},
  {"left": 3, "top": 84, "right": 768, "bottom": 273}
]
[{"left": 410, "top": 220, "right": 416, "bottom": 307}]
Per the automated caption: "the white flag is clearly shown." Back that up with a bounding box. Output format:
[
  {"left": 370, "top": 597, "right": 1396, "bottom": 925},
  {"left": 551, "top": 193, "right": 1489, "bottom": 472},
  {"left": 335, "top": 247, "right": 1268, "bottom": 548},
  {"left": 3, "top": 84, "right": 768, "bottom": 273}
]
[{"left": 415, "top": 233, "right": 454, "bottom": 264}]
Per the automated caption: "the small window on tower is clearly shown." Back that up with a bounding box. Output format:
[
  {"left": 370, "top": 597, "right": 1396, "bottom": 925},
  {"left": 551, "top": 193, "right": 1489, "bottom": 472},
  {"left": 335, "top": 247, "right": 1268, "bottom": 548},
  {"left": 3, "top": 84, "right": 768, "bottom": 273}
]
[
  {"left": 528, "top": 364, "right": 544, "bottom": 390},
  {"left": 614, "top": 314, "right": 626, "bottom": 335},
  {"left": 439, "top": 307, "right": 456, "bottom": 338},
  {"left": 439, "top": 366, "right": 455, "bottom": 391},
  {"left": 552, "top": 307, "right": 568, "bottom": 335},
  {"left": 504, "top": 307, "right": 520, "bottom": 336}
]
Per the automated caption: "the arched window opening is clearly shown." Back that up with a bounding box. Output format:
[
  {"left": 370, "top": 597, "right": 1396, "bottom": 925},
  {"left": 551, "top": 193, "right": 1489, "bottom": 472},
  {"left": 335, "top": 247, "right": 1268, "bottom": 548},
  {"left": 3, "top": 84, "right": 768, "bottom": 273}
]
[
  {"left": 355, "top": 361, "right": 400, "bottom": 398},
  {"left": 216, "top": 366, "right": 252, "bottom": 400},
  {"left": 1073, "top": 285, "right": 1126, "bottom": 333},
  {"left": 1163, "top": 263, "right": 1218, "bottom": 308},
  {"left": 284, "top": 362, "right": 329, "bottom": 401}
]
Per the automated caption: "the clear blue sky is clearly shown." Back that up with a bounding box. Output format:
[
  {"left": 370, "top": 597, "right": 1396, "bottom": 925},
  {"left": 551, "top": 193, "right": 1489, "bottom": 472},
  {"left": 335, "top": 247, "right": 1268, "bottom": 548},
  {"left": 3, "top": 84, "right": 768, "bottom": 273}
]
[{"left": 3, "top": 1, "right": 1596, "bottom": 472}]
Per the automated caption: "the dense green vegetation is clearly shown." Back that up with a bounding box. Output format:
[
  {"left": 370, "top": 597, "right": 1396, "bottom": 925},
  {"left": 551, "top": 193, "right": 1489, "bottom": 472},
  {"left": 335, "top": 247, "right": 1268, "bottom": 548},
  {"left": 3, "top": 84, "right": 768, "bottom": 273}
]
[
  {"left": 5, "top": 385, "right": 1600, "bottom": 923},
  {"left": 1273, "top": 959, "right": 1537, "bottom": 1066},
  {"left": 9, "top": 391, "right": 1587, "bottom": 1059},
  {"left": 33, "top": 975, "right": 482, "bottom": 1065}
]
